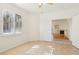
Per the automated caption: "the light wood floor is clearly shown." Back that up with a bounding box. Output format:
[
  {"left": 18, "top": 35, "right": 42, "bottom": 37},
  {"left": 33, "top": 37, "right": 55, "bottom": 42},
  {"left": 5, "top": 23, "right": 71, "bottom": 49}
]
[
  {"left": 53, "top": 33, "right": 69, "bottom": 40},
  {"left": 0, "top": 40, "right": 79, "bottom": 55}
]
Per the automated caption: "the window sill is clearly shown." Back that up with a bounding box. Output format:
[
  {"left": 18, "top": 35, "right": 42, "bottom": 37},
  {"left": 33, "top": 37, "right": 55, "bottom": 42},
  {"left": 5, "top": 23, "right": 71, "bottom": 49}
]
[{"left": 0, "top": 32, "right": 22, "bottom": 36}]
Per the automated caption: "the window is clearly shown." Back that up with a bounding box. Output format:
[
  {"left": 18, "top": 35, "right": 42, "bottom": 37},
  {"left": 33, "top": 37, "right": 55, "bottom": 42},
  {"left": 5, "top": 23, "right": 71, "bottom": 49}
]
[
  {"left": 2, "top": 10, "right": 22, "bottom": 34},
  {"left": 15, "top": 14, "right": 22, "bottom": 32},
  {"left": 3, "top": 11, "right": 13, "bottom": 33}
]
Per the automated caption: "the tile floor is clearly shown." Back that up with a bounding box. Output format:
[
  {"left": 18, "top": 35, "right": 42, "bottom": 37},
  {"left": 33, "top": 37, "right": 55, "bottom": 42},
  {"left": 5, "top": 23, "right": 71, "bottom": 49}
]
[{"left": 0, "top": 40, "right": 79, "bottom": 55}]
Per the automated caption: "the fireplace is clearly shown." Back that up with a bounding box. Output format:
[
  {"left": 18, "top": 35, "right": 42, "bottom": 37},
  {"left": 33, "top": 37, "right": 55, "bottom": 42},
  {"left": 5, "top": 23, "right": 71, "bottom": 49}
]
[{"left": 60, "top": 30, "right": 64, "bottom": 35}]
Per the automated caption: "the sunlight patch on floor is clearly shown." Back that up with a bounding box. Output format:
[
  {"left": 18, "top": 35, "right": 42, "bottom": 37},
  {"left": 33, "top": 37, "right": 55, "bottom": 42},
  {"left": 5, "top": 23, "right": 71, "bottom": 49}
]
[{"left": 25, "top": 45, "right": 54, "bottom": 55}]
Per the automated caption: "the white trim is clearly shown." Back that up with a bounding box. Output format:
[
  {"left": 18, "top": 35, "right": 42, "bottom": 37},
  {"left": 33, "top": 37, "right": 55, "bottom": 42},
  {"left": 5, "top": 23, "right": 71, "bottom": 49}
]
[{"left": 0, "top": 32, "right": 22, "bottom": 36}]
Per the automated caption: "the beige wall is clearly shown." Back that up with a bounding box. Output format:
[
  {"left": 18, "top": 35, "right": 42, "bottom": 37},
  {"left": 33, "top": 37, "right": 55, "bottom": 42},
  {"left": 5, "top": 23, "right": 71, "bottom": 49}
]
[{"left": 0, "top": 3, "right": 40, "bottom": 52}]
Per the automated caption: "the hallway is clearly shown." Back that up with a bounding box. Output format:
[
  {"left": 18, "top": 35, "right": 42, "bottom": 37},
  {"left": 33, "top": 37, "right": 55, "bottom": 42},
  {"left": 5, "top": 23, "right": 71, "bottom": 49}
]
[{"left": 1, "top": 40, "right": 79, "bottom": 55}]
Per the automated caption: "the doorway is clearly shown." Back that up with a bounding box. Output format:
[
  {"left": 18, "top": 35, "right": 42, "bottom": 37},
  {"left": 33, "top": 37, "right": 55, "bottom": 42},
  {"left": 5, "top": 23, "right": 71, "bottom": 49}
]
[{"left": 52, "top": 19, "right": 71, "bottom": 41}]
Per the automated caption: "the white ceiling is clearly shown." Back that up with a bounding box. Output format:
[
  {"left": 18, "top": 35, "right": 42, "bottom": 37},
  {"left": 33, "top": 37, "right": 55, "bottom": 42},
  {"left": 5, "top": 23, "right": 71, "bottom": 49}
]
[{"left": 15, "top": 3, "right": 79, "bottom": 13}]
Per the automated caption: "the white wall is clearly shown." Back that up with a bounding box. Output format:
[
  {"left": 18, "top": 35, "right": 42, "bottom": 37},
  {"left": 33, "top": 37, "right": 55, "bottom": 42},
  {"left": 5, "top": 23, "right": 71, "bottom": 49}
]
[
  {"left": 0, "top": 3, "right": 40, "bottom": 52},
  {"left": 70, "top": 15, "right": 79, "bottom": 48},
  {"left": 40, "top": 13, "right": 52, "bottom": 41},
  {"left": 28, "top": 13, "right": 40, "bottom": 41},
  {"left": 40, "top": 8, "right": 79, "bottom": 41}
]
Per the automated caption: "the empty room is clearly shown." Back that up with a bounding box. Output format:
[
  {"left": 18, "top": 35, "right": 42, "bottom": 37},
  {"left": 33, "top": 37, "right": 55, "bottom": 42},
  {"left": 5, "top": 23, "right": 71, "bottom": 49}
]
[{"left": 0, "top": 3, "right": 79, "bottom": 55}]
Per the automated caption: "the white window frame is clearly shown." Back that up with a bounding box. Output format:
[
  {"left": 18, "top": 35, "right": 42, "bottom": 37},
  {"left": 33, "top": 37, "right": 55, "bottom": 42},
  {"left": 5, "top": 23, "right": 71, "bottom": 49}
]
[{"left": 1, "top": 10, "right": 22, "bottom": 36}]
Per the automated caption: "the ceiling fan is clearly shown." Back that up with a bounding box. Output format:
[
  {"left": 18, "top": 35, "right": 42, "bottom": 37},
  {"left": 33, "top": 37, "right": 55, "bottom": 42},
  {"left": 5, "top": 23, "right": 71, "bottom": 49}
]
[{"left": 38, "top": 3, "right": 53, "bottom": 8}]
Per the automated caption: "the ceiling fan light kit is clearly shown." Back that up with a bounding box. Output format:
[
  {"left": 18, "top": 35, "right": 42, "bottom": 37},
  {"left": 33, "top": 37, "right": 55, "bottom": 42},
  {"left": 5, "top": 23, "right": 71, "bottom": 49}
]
[{"left": 38, "top": 3, "right": 53, "bottom": 8}]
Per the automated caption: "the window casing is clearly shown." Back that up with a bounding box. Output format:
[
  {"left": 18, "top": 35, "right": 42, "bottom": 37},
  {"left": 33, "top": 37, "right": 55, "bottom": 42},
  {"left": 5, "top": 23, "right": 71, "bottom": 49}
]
[{"left": 2, "top": 10, "right": 22, "bottom": 35}]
